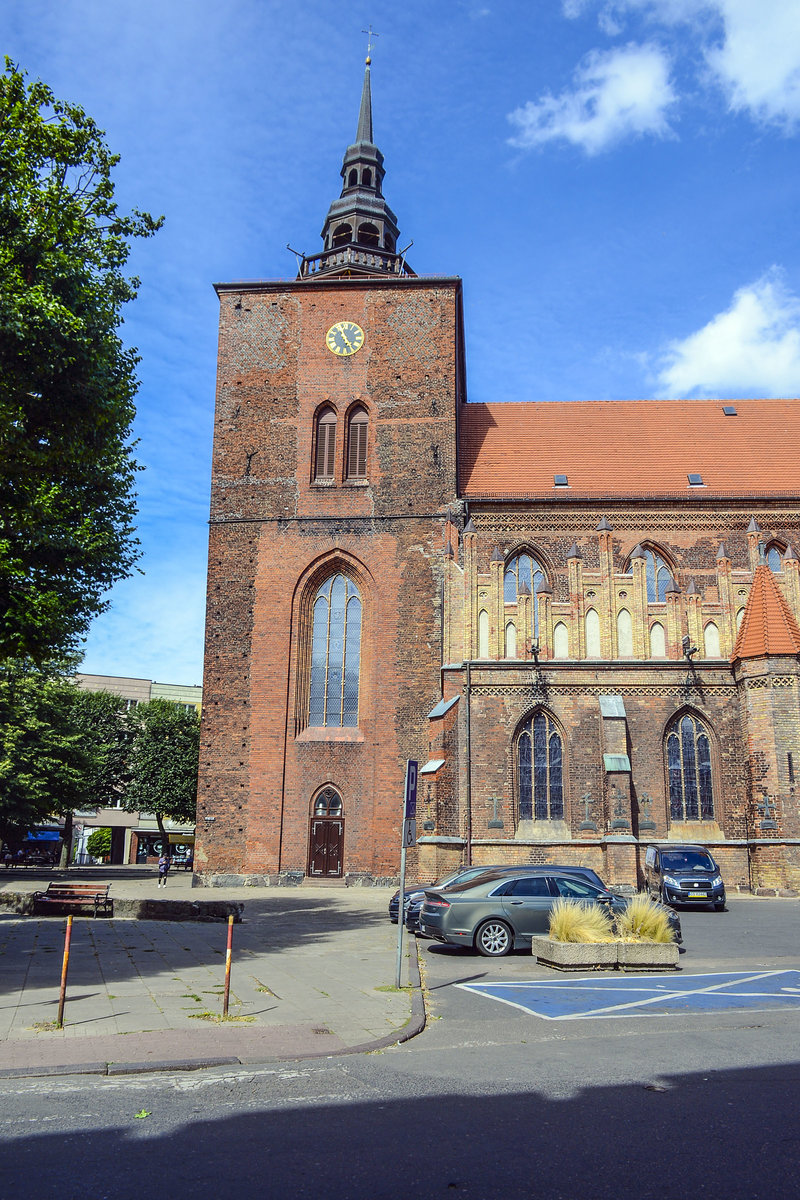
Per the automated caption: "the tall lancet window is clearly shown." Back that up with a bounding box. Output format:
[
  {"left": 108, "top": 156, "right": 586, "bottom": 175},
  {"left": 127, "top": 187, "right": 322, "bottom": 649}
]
[
  {"left": 309, "top": 575, "right": 362, "bottom": 727},
  {"left": 517, "top": 711, "right": 564, "bottom": 822}
]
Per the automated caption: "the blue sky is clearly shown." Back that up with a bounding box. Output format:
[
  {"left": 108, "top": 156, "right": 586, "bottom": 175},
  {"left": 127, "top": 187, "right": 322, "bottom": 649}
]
[{"left": 6, "top": 0, "right": 800, "bottom": 684}]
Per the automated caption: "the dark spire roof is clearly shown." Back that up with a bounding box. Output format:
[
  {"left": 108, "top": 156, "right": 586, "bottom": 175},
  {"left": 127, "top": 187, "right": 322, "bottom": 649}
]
[{"left": 299, "top": 59, "right": 414, "bottom": 280}]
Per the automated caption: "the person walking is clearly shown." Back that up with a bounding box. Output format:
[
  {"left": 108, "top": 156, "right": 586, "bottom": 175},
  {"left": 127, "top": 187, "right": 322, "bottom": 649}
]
[{"left": 157, "top": 851, "right": 171, "bottom": 888}]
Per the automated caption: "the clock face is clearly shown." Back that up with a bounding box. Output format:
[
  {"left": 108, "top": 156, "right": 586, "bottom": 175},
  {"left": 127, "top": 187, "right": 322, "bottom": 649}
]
[{"left": 325, "top": 320, "right": 365, "bottom": 357}]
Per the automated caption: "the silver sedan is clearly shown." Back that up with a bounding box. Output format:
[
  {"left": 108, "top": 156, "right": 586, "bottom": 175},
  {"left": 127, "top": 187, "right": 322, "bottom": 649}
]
[{"left": 419, "top": 869, "right": 627, "bottom": 957}]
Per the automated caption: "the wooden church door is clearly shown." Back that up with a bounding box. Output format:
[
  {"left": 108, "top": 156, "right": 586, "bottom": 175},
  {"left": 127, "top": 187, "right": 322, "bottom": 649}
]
[{"left": 308, "top": 788, "right": 344, "bottom": 877}]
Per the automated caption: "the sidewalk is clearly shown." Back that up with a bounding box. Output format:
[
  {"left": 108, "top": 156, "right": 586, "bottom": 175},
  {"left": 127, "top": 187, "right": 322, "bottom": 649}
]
[{"left": 0, "top": 869, "right": 423, "bottom": 1078}]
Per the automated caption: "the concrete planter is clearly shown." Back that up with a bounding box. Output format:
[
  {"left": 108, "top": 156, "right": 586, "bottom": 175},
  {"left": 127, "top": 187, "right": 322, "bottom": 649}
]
[
  {"left": 531, "top": 936, "right": 618, "bottom": 970},
  {"left": 616, "top": 940, "right": 679, "bottom": 970},
  {"left": 531, "top": 936, "right": 679, "bottom": 972}
]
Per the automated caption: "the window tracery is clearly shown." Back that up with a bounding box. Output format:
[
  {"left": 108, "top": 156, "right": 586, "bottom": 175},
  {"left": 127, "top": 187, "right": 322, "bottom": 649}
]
[
  {"left": 309, "top": 574, "right": 362, "bottom": 727},
  {"left": 665, "top": 712, "right": 714, "bottom": 821},
  {"left": 517, "top": 711, "right": 564, "bottom": 822}
]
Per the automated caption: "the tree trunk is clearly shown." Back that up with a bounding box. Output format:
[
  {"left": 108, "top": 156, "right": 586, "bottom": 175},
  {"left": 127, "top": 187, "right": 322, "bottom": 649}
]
[
  {"left": 155, "top": 812, "right": 168, "bottom": 855},
  {"left": 59, "top": 811, "right": 74, "bottom": 869}
]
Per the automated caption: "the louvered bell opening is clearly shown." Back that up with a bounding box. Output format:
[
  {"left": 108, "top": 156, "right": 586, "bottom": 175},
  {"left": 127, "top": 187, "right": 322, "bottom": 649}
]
[{"left": 348, "top": 414, "right": 368, "bottom": 478}]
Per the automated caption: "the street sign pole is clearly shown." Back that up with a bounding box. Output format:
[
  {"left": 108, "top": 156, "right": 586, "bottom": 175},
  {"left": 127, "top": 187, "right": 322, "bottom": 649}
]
[{"left": 395, "top": 760, "right": 418, "bottom": 989}]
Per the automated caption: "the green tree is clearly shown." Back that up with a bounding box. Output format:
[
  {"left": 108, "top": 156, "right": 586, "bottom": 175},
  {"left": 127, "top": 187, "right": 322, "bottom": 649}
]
[
  {"left": 125, "top": 700, "right": 199, "bottom": 848},
  {"left": 0, "top": 665, "right": 93, "bottom": 846},
  {"left": 86, "top": 826, "right": 111, "bottom": 859},
  {"left": 0, "top": 61, "right": 162, "bottom": 664}
]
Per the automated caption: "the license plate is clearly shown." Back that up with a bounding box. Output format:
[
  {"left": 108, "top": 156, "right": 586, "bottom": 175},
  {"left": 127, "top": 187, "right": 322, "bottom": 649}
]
[{"left": 688, "top": 891, "right": 708, "bottom": 898}]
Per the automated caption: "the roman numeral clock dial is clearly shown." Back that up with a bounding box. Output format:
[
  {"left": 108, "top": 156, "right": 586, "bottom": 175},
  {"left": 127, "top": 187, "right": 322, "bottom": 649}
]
[{"left": 325, "top": 320, "right": 365, "bottom": 356}]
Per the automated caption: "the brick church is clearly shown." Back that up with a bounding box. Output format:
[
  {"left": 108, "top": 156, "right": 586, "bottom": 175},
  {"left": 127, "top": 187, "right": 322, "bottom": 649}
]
[{"left": 195, "top": 61, "right": 800, "bottom": 894}]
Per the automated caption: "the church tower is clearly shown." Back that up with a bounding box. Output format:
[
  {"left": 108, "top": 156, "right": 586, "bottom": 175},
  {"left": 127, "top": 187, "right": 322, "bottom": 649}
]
[{"left": 195, "top": 59, "right": 464, "bottom": 884}]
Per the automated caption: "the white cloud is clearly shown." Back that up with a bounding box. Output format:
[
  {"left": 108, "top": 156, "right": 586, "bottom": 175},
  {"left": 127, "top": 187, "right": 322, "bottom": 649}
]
[
  {"left": 566, "top": 1, "right": 800, "bottom": 127},
  {"left": 507, "top": 43, "right": 676, "bottom": 154},
  {"left": 706, "top": 0, "right": 800, "bottom": 125},
  {"left": 656, "top": 271, "right": 800, "bottom": 398}
]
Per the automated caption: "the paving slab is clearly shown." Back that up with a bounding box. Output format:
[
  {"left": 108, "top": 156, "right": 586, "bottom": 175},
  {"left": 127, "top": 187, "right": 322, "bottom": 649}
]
[{"left": 0, "top": 869, "right": 423, "bottom": 1075}]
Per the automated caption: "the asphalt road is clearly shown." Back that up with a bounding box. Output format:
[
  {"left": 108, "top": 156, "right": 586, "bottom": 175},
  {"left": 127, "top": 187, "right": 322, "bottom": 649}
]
[{"left": 2, "top": 898, "right": 799, "bottom": 1200}]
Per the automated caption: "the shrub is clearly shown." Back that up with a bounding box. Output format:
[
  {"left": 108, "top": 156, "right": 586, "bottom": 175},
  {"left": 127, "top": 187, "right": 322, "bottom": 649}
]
[
  {"left": 548, "top": 898, "right": 615, "bottom": 943},
  {"left": 616, "top": 894, "right": 675, "bottom": 943},
  {"left": 86, "top": 827, "right": 112, "bottom": 859}
]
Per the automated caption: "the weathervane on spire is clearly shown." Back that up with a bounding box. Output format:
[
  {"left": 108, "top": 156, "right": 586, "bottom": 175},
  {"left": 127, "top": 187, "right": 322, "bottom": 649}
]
[{"left": 361, "top": 25, "right": 379, "bottom": 63}]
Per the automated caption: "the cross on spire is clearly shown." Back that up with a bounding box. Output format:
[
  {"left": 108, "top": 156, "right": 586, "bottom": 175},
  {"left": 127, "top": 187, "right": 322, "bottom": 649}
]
[{"left": 362, "top": 25, "right": 379, "bottom": 62}]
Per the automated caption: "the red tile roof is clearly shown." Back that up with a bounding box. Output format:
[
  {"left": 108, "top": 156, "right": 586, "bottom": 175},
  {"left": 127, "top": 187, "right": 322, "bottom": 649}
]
[
  {"left": 731, "top": 564, "right": 800, "bottom": 661},
  {"left": 459, "top": 398, "right": 800, "bottom": 498}
]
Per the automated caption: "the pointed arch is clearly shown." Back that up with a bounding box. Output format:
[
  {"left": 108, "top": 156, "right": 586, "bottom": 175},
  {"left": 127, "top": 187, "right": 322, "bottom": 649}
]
[
  {"left": 503, "top": 549, "right": 551, "bottom": 639},
  {"left": 585, "top": 609, "right": 601, "bottom": 657},
  {"left": 703, "top": 621, "right": 721, "bottom": 658},
  {"left": 649, "top": 622, "right": 666, "bottom": 658},
  {"left": 515, "top": 709, "right": 566, "bottom": 823},
  {"left": 664, "top": 709, "right": 716, "bottom": 822},
  {"left": 478, "top": 609, "right": 489, "bottom": 658},
  {"left": 766, "top": 541, "right": 786, "bottom": 573},
  {"left": 624, "top": 544, "right": 676, "bottom": 602},
  {"left": 617, "top": 608, "right": 633, "bottom": 657},
  {"left": 505, "top": 622, "right": 517, "bottom": 659},
  {"left": 553, "top": 621, "right": 569, "bottom": 659}
]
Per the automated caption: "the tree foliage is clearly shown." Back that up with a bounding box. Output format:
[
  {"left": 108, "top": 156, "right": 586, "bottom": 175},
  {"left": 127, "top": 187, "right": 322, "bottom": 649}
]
[
  {"left": 0, "top": 60, "right": 162, "bottom": 663},
  {"left": 0, "top": 665, "right": 94, "bottom": 840},
  {"left": 86, "top": 826, "right": 111, "bottom": 858},
  {"left": 125, "top": 699, "right": 199, "bottom": 838}
]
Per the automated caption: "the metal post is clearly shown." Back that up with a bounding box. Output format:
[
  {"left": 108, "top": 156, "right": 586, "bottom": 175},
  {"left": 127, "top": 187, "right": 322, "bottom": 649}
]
[
  {"left": 394, "top": 840, "right": 408, "bottom": 990},
  {"left": 56, "top": 915, "right": 73, "bottom": 1029},
  {"left": 222, "top": 914, "right": 234, "bottom": 1017}
]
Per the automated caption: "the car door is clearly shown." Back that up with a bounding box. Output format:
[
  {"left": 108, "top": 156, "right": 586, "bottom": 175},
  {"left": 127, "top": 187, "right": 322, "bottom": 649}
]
[{"left": 499, "top": 876, "right": 554, "bottom": 936}]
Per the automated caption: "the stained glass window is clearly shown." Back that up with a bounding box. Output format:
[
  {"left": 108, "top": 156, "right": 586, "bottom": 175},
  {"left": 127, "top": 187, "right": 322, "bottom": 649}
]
[
  {"left": 504, "top": 553, "right": 547, "bottom": 637},
  {"left": 644, "top": 548, "right": 673, "bottom": 602},
  {"left": 666, "top": 713, "right": 714, "bottom": 821},
  {"left": 517, "top": 711, "right": 564, "bottom": 822},
  {"left": 309, "top": 574, "right": 362, "bottom": 727}
]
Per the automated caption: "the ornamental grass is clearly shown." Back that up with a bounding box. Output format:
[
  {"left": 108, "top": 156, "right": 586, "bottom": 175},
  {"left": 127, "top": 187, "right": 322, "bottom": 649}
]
[
  {"left": 615, "top": 894, "right": 676, "bottom": 943},
  {"left": 548, "top": 898, "right": 615, "bottom": 943}
]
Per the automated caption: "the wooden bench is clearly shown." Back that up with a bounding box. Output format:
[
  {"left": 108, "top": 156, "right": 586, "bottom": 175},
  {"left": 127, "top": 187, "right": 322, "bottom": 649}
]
[{"left": 32, "top": 883, "right": 112, "bottom": 918}]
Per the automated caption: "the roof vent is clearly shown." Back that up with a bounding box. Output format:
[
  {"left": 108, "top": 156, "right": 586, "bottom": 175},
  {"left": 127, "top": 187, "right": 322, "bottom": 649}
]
[
  {"left": 553, "top": 474, "right": 569, "bottom": 487},
  {"left": 687, "top": 473, "right": 704, "bottom": 486},
  {"left": 722, "top": 405, "right": 738, "bottom": 416}
]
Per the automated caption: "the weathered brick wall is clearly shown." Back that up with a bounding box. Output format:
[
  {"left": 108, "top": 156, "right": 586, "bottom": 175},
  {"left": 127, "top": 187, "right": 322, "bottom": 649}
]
[{"left": 196, "top": 275, "right": 463, "bottom": 882}]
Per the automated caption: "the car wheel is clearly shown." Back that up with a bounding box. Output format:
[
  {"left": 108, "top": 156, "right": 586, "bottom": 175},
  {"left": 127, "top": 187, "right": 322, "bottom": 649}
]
[
  {"left": 714, "top": 901, "right": 726, "bottom": 912},
  {"left": 474, "top": 919, "right": 513, "bottom": 957}
]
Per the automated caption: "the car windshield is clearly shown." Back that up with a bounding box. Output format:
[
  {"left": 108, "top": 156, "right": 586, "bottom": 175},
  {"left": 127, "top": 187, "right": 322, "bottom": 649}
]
[{"left": 661, "top": 851, "right": 715, "bottom": 872}]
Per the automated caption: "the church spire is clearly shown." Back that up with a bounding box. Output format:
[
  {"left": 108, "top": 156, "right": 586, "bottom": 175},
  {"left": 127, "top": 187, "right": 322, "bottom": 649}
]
[{"left": 298, "top": 57, "right": 413, "bottom": 279}]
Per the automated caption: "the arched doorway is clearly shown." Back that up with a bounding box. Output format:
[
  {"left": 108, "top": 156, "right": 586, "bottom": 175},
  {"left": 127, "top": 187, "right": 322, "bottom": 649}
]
[{"left": 307, "top": 787, "right": 344, "bottom": 877}]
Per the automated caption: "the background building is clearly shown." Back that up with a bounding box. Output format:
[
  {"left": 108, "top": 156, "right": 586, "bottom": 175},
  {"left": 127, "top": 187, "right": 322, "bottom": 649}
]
[{"left": 72, "top": 673, "right": 200, "bottom": 864}]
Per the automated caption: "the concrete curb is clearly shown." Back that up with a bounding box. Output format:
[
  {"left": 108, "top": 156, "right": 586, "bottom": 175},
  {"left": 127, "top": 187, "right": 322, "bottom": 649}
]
[{"left": 0, "top": 934, "right": 427, "bottom": 1081}]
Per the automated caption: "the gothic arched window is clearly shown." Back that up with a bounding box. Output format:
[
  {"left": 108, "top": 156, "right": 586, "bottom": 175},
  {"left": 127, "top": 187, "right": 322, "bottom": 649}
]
[
  {"left": 309, "top": 574, "right": 362, "bottom": 727},
  {"left": 666, "top": 713, "right": 714, "bottom": 821},
  {"left": 517, "top": 711, "right": 564, "bottom": 822},
  {"left": 314, "top": 408, "right": 337, "bottom": 480},
  {"left": 504, "top": 553, "right": 547, "bottom": 637},
  {"left": 346, "top": 407, "right": 368, "bottom": 479},
  {"left": 767, "top": 543, "right": 785, "bottom": 573},
  {"left": 313, "top": 787, "right": 343, "bottom": 817},
  {"left": 644, "top": 548, "right": 674, "bottom": 602}
]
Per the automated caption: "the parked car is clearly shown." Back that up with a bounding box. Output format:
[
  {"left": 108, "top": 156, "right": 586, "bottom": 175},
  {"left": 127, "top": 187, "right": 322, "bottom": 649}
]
[
  {"left": 419, "top": 868, "right": 629, "bottom": 957},
  {"left": 404, "top": 863, "right": 622, "bottom": 935},
  {"left": 389, "top": 864, "right": 506, "bottom": 925},
  {"left": 644, "top": 843, "right": 726, "bottom": 910}
]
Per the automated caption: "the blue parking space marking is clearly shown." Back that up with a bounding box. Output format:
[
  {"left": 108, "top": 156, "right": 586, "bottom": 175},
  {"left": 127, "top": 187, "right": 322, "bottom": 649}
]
[{"left": 456, "top": 970, "right": 800, "bottom": 1020}]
